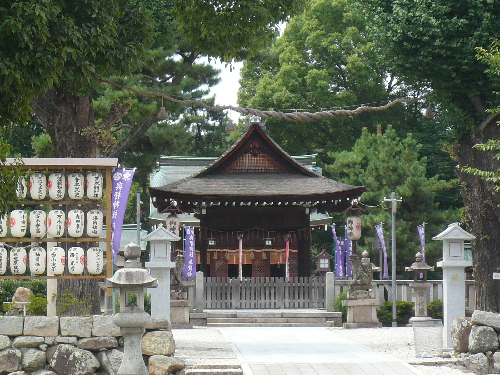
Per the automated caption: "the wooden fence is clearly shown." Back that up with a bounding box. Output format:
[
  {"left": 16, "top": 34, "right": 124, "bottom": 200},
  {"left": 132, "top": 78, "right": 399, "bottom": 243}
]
[
  {"left": 204, "top": 277, "right": 326, "bottom": 309},
  {"left": 198, "top": 276, "right": 477, "bottom": 311}
]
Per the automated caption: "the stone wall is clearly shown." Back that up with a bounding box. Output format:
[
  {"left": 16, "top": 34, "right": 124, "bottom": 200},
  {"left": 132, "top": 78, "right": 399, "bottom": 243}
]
[
  {"left": 451, "top": 310, "right": 500, "bottom": 374},
  {"left": 0, "top": 315, "right": 184, "bottom": 375}
]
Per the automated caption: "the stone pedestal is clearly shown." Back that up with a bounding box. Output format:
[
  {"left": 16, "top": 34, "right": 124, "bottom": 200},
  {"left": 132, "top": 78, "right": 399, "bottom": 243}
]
[
  {"left": 410, "top": 282, "right": 431, "bottom": 318},
  {"left": 342, "top": 290, "right": 382, "bottom": 329},
  {"left": 170, "top": 286, "right": 192, "bottom": 328},
  {"left": 145, "top": 260, "right": 175, "bottom": 319}
]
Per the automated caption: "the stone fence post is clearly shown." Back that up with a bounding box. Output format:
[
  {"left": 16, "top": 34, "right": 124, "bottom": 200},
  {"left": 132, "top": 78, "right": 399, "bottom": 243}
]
[{"left": 195, "top": 271, "right": 204, "bottom": 313}]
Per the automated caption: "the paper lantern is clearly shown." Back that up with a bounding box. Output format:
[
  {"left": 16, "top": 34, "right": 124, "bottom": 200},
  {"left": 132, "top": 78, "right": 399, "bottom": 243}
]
[
  {"left": 29, "top": 173, "right": 46, "bottom": 200},
  {"left": 0, "top": 246, "right": 6, "bottom": 275},
  {"left": 346, "top": 214, "right": 362, "bottom": 241},
  {"left": 67, "top": 209, "right": 84, "bottom": 237},
  {"left": 48, "top": 246, "right": 65, "bottom": 275},
  {"left": 48, "top": 173, "right": 66, "bottom": 200},
  {"left": 86, "top": 210, "right": 103, "bottom": 237},
  {"left": 0, "top": 215, "right": 7, "bottom": 238},
  {"left": 86, "top": 172, "right": 103, "bottom": 200},
  {"left": 10, "top": 247, "right": 27, "bottom": 275},
  {"left": 10, "top": 210, "right": 27, "bottom": 237},
  {"left": 29, "top": 210, "right": 47, "bottom": 238},
  {"left": 68, "top": 172, "right": 84, "bottom": 200},
  {"left": 68, "top": 246, "right": 85, "bottom": 275},
  {"left": 29, "top": 247, "right": 46, "bottom": 275},
  {"left": 47, "top": 210, "right": 65, "bottom": 238},
  {"left": 166, "top": 212, "right": 180, "bottom": 237},
  {"left": 16, "top": 177, "right": 27, "bottom": 199},
  {"left": 87, "top": 247, "right": 103, "bottom": 274}
]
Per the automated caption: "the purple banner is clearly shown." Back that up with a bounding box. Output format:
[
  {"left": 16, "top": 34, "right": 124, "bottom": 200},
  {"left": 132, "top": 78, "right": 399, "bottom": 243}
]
[
  {"left": 375, "top": 224, "right": 389, "bottom": 279},
  {"left": 111, "top": 168, "right": 135, "bottom": 263},
  {"left": 417, "top": 224, "right": 426, "bottom": 278},
  {"left": 345, "top": 236, "right": 352, "bottom": 277},
  {"left": 183, "top": 227, "right": 196, "bottom": 278},
  {"left": 336, "top": 238, "right": 345, "bottom": 278}
]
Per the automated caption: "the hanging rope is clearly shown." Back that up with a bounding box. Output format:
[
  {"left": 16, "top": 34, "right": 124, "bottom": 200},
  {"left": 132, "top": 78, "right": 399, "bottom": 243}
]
[{"left": 99, "top": 78, "right": 434, "bottom": 123}]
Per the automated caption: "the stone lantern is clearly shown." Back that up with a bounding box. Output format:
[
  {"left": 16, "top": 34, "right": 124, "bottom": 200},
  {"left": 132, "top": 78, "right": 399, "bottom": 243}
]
[
  {"left": 433, "top": 222, "right": 474, "bottom": 350},
  {"left": 405, "top": 252, "right": 434, "bottom": 319},
  {"left": 106, "top": 242, "right": 158, "bottom": 375}
]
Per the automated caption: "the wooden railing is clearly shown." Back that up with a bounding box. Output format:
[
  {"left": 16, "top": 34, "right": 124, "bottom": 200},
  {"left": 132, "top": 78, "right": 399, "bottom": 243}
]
[
  {"left": 204, "top": 277, "right": 326, "bottom": 309},
  {"left": 196, "top": 276, "right": 477, "bottom": 311}
]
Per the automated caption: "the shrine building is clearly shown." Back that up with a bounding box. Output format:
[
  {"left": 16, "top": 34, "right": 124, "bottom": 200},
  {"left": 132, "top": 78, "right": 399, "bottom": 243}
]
[{"left": 149, "top": 121, "right": 364, "bottom": 277}]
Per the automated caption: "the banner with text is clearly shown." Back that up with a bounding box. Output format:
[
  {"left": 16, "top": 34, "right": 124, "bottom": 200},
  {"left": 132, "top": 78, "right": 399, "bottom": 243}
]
[
  {"left": 111, "top": 168, "right": 135, "bottom": 263},
  {"left": 183, "top": 227, "right": 195, "bottom": 278}
]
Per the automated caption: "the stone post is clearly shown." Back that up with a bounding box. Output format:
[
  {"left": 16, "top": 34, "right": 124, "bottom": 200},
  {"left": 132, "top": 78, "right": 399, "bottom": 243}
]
[
  {"left": 195, "top": 271, "right": 204, "bottom": 313},
  {"left": 433, "top": 222, "right": 474, "bottom": 350},
  {"left": 142, "top": 224, "right": 180, "bottom": 320},
  {"left": 326, "top": 272, "right": 335, "bottom": 312}
]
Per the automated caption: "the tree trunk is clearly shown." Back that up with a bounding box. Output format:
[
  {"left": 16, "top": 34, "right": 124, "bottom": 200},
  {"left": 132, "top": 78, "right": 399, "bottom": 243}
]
[
  {"left": 457, "top": 122, "right": 500, "bottom": 312},
  {"left": 31, "top": 85, "right": 102, "bottom": 315}
]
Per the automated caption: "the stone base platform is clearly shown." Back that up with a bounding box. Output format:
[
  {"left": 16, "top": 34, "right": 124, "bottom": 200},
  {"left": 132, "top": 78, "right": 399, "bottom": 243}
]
[{"left": 342, "top": 297, "right": 381, "bottom": 329}]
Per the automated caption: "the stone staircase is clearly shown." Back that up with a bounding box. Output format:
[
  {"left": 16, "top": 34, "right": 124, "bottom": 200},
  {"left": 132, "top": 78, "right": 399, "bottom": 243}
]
[
  {"left": 184, "top": 364, "right": 243, "bottom": 375},
  {"left": 191, "top": 309, "right": 342, "bottom": 327}
]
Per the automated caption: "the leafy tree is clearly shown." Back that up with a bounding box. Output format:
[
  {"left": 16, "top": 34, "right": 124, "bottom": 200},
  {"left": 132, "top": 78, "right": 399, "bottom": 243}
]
[
  {"left": 326, "top": 126, "right": 460, "bottom": 274},
  {"left": 238, "top": 0, "right": 417, "bottom": 158},
  {"left": 364, "top": 0, "right": 500, "bottom": 311}
]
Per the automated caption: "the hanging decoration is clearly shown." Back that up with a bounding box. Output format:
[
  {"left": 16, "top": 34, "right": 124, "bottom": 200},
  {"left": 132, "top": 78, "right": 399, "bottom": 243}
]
[
  {"left": 10, "top": 210, "right": 27, "bottom": 238},
  {"left": 47, "top": 210, "right": 65, "bottom": 238},
  {"left": 68, "top": 246, "right": 85, "bottom": 275},
  {"left": 87, "top": 247, "right": 104, "bottom": 274},
  {"left": 67, "top": 209, "right": 84, "bottom": 237},
  {"left": 111, "top": 168, "right": 135, "bottom": 263},
  {"left": 29, "top": 210, "right": 47, "bottom": 238},
  {"left": 87, "top": 210, "right": 103, "bottom": 237},
  {"left": 10, "top": 247, "right": 27, "bottom": 275},
  {"left": 285, "top": 234, "right": 291, "bottom": 279},
  {"left": 238, "top": 233, "right": 243, "bottom": 281},
  {"left": 48, "top": 172, "right": 65, "bottom": 200},
  {"left": 48, "top": 246, "right": 65, "bottom": 275},
  {"left": 16, "top": 177, "right": 27, "bottom": 199},
  {"left": 29, "top": 173, "right": 46, "bottom": 200},
  {"left": 68, "top": 172, "right": 84, "bottom": 199},
  {"left": 183, "top": 227, "right": 195, "bottom": 278},
  {"left": 86, "top": 172, "right": 103, "bottom": 200},
  {"left": 0, "top": 216, "right": 6, "bottom": 238},
  {"left": 375, "top": 224, "right": 388, "bottom": 279},
  {"left": 0, "top": 245, "right": 6, "bottom": 275},
  {"left": 29, "top": 246, "right": 46, "bottom": 275}
]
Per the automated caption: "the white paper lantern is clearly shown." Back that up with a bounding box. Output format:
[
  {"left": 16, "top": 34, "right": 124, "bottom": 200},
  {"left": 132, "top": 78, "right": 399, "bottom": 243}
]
[
  {"left": 87, "top": 247, "right": 104, "bottom": 275},
  {"left": 29, "top": 173, "right": 46, "bottom": 200},
  {"left": 48, "top": 173, "right": 66, "bottom": 200},
  {"left": 48, "top": 246, "right": 65, "bottom": 275},
  {"left": 29, "top": 247, "right": 46, "bottom": 275},
  {"left": 29, "top": 210, "right": 47, "bottom": 238},
  {"left": 47, "top": 210, "right": 65, "bottom": 238},
  {"left": 86, "top": 210, "right": 103, "bottom": 237},
  {"left": 10, "top": 210, "right": 27, "bottom": 237},
  {"left": 346, "top": 214, "right": 362, "bottom": 241},
  {"left": 68, "top": 172, "right": 84, "bottom": 200},
  {"left": 67, "top": 209, "right": 84, "bottom": 238},
  {"left": 0, "top": 215, "right": 8, "bottom": 238},
  {"left": 16, "top": 177, "right": 27, "bottom": 199},
  {"left": 86, "top": 172, "right": 103, "bottom": 200},
  {"left": 10, "top": 247, "right": 27, "bottom": 275},
  {"left": 68, "top": 247, "right": 85, "bottom": 275},
  {"left": 0, "top": 246, "right": 7, "bottom": 274}
]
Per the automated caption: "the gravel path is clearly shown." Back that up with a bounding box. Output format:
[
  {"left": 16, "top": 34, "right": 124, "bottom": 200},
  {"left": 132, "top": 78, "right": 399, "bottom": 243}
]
[{"left": 331, "top": 327, "right": 475, "bottom": 375}]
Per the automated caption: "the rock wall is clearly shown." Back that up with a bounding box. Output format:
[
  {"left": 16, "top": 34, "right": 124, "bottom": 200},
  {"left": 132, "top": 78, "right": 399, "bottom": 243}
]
[
  {"left": 452, "top": 310, "right": 500, "bottom": 374},
  {"left": 0, "top": 315, "right": 184, "bottom": 375}
]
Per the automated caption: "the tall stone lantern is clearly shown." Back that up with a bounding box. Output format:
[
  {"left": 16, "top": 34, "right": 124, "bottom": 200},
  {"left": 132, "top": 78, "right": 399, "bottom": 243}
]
[
  {"left": 405, "top": 252, "right": 434, "bottom": 320},
  {"left": 143, "top": 224, "right": 180, "bottom": 319},
  {"left": 106, "top": 242, "right": 158, "bottom": 375},
  {"left": 433, "top": 222, "right": 474, "bottom": 350}
]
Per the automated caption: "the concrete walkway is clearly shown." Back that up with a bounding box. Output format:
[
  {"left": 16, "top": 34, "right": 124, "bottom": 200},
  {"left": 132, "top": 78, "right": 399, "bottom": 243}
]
[{"left": 219, "top": 327, "right": 421, "bottom": 375}]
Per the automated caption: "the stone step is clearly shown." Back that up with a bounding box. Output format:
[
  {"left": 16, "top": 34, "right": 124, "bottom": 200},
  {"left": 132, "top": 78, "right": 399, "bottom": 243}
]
[
  {"left": 184, "top": 364, "right": 243, "bottom": 375},
  {"left": 206, "top": 317, "right": 331, "bottom": 323},
  {"left": 206, "top": 321, "right": 336, "bottom": 327}
]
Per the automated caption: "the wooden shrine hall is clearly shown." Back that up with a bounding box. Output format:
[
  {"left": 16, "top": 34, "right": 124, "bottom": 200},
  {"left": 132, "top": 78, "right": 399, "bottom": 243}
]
[{"left": 149, "top": 120, "right": 364, "bottom": 277}]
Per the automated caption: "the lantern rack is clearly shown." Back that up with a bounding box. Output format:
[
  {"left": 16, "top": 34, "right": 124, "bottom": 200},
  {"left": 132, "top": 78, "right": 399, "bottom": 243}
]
[{"left": 2, "top": 158, "right": 118, "bottom": 280}]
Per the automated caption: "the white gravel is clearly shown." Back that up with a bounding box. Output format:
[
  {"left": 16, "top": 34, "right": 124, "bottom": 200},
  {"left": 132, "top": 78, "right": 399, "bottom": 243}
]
[{"left": 330, "top": 326, "right": 475, "bottom": 375}]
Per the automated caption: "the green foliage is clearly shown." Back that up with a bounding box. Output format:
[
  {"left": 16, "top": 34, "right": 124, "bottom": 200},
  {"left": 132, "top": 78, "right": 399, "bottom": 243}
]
[
  {"left": 427, "top": 299, "right": 443, "bottom": 321},
  {"left": 377, "top": 301, "right": 414, "bottom": 327},
  {"left": 0, "top": 142, "right": 26, "bottom": 216},
  {"left": 0, "top": 279, "right": 47, "bottom": 314},
  {"left": 27, "top": 294, "right": 48, "bottom": 316},
  {"left": 332, "top": 291, "right": 348, "bottom": 323},
  {"left": 53, "top": 289, "right": 93, "bottom": 317},
  {"left": 31, "top": 133, "right": 55, "bottom": 158},
  {"left": 326, "top": 126, "right": 460, "bottom": 274},
  {"left": 115, "top": 293, "right": 151, "bottom": 315}
]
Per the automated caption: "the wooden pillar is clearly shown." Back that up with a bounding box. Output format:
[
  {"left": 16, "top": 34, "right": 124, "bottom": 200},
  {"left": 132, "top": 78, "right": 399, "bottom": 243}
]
[
  {"left": 298, "top": 210, "right": 311, "bottom": 277},
  {"left": 199, "top": 219, "right": 208, "bottom": 275}
]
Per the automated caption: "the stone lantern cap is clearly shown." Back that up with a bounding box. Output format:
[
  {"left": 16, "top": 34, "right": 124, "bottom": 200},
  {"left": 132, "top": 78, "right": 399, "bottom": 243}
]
[{"left": 405, "top": 252, "right": 434, "bottom": 281}]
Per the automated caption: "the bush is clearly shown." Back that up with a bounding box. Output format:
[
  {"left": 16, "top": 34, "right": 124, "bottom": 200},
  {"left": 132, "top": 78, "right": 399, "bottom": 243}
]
[
  {"left": 377, "top": 301, "right": 414, "bottom": 326},
  {"left": 427, "top": 299, "right": 443, "bottom": 320},
  {"left": 27, "top": 294, "right": 47, "bottom": 316},
  {"left": 332, "top": 291, "right": 348, "bottom": 323}
]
